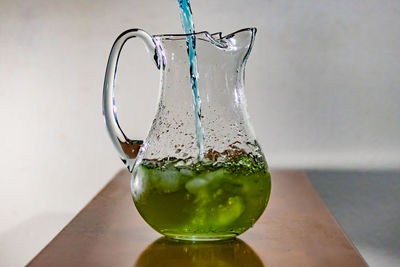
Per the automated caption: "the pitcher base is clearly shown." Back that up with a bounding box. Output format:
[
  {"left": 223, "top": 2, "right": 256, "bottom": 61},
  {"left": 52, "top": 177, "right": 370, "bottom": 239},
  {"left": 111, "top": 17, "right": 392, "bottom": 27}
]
[{"left": 164, "top": 233, "right": 237, "bottom": 242}]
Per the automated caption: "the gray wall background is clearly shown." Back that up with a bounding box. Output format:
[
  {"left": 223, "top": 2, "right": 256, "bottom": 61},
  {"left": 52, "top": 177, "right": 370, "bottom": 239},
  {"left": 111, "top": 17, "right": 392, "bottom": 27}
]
[
  {"left": 0, "top": 0, "right": 399, "bottom": 265},
  {"left": 308, "top": 170, "right": 400, "bottom": 267}
]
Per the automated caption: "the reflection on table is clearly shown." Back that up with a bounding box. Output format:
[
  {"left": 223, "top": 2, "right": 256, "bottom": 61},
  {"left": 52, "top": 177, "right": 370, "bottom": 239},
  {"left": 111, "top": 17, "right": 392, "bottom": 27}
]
[{"left": 135, "top": 237, "right": 264, "bottom": 267}]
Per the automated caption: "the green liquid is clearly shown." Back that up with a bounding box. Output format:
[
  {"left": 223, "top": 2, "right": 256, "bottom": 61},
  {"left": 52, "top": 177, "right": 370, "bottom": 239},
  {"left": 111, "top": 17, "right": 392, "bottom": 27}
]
[{"left": 131, "top": 154, "right": 271, "bottom": 240}]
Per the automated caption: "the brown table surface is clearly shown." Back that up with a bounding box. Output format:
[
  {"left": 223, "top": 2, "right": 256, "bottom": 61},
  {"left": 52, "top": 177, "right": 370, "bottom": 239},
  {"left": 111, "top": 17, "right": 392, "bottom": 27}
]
[{"left": 28, "top": 170, "right": 367, "bottom": 267}]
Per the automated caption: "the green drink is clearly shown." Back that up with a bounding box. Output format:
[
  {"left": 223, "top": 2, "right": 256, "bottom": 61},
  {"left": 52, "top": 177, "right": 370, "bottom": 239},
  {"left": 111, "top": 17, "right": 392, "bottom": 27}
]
[{"left": 131, "top": 153, "right": 271, "bottom": 240}]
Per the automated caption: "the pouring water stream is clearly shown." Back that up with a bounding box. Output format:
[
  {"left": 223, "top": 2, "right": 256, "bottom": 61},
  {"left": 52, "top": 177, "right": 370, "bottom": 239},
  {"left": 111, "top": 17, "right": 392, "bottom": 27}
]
[{"left": 177, "top": 0, "right": 204, "bottom": 160}]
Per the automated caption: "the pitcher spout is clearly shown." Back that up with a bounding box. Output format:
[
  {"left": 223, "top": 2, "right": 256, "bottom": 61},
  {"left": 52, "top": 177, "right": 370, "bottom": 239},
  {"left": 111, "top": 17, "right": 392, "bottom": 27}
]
[
  {"left": 221, "top": 27, "right": 257, "bottom": 53},
  {"left": 202, "top": 28, "right": 256, "bottom": 53}
]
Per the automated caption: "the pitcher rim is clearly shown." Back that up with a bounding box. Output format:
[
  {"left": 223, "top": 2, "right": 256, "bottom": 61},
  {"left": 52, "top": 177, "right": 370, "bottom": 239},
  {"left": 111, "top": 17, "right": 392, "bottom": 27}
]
[{"left": 153, "top": 27, "right": 256, "bottom": 40}]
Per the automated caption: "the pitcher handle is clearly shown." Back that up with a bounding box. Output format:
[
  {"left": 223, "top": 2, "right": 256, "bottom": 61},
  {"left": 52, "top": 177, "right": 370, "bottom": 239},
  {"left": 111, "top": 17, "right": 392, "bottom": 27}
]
[{"left": 103, "top": 29, "right": 165, "bottom": 167}]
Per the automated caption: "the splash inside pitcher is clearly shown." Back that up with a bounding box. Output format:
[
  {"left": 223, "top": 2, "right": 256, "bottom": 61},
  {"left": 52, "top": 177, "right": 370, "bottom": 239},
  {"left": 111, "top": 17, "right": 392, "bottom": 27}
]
[{"left": 103, "top": 28, "right": 271, "bottom": 241}]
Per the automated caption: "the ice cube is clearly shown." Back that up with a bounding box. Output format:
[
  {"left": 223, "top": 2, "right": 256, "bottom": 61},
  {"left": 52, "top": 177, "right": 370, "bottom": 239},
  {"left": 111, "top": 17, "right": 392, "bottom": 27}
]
[
  {"left": 180, "top": 168, "right": 194, "bottom": 176},
  {"left": 158, "top": 170, "right": 182, "bottom": 193},
  {"left": 215, "top": 196, "right": 245, "bottom": 226},
  {"left": 203, "top": 168, "right": 227, "bottom": 181},
  {"left": 185, "top": 178, "right": 207, "bottom": 194}
]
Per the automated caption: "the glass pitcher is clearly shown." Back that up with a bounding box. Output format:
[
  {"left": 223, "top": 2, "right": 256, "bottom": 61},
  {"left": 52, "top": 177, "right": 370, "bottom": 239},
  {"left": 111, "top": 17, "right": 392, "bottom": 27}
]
[{"left": 103, "top": 28, "right": 271, "bottom": 241}]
